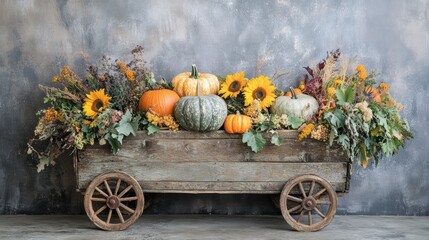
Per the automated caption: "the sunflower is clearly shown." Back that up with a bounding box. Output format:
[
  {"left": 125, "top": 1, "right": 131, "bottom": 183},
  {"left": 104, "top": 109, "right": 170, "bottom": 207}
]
[
  {"left": 219, "top": 71, "right": 246, "bottom": 99},
  {"left": 83, "top": 89, "right": 111, "bottom": 119},
  {"left": 242, "top": 75, "right": 276, "bottom": 110},
  {"left": 356, "top": 64, "right": 368, "bottom": 80}
]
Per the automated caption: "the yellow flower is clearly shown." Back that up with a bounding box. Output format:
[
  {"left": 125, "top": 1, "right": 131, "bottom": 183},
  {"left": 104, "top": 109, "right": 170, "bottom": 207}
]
[
  {"left": 327, "top": 87, "right": 336, "bottom": 97},
  {"left": 299, "top": 81, "right": 305, "bottom": 91},
  {"left": 242, "top": 75, "right": 276, "bottom": 110},
  {"left": 333, "top": 79, "right": 343, "bottom": 87},
  {"left": 244, "top": 99, "right": 262, "bottom": 118},
  {"left": 219, "top": 71, "right": 246, "bottom": 98},
  {"left": 298, "top": 123, "right": 314, "bottom": 141},
  {"left": 125, "top": 69, "right": 135, "bottom": 81},
  {"left": 116, "top": 61, "right": 127, "bottom": 73},
  {"left": 82, "top": 119, "right": 91, "bottom": 125},
  {"left": 379, "top": 82, "right": 389, "bottom": 91},
  {"left": 356, "top": 64, "right": 367, "bottom": 80},
  {"left": 82, "top": 89, "right": 111, "bottom": 119},
  {"left": 44, "top": 108, "right": 62, "bottom": 122},
  {"left": 60, "top": 66, "right": 75, "bottom": 79},
  {"left": 52, "top": 76, "right": 60, "bottom": 83}
]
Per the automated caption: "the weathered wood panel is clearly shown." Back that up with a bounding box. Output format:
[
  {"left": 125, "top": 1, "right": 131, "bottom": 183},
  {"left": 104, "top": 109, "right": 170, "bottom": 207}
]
[
  {"left": 138, "top": 181, "right": 345, "bottom": 194},
  {"left": 77, "top": 162, "right": 347, "bottom": 191},
  {"left": 76, "top": 130, "right": 351, "bottom": 194},
  {"left": 79, "top": 132, "right": 346, "bottom": 163}
]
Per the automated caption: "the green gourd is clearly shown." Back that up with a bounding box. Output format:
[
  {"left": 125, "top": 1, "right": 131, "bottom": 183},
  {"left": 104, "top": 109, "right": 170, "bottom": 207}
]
[
  {"left": 271, "top": 87, "right": 319, "bottom": 120},
  {"left": 174, "top": 82, "right": 227, "bottom": 131}
]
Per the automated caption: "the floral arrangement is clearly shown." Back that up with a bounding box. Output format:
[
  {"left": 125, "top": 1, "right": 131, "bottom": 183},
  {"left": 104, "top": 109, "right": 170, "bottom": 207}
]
[
  {"left": 27, "top": 46, "right": 173, "bottom": 172},
  {"left": 298, "top": 50, "right": 412, "bottom": 167},
  {"left": 28, "top": 46, "right": 412, "bottom": 171}
]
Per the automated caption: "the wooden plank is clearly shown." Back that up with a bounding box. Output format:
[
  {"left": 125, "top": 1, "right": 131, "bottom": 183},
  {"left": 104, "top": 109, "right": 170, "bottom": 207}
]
[
  {"left": 140, "top": 181, "right": 346, "bottom": 193},
  {"left": 76, "top": 181, "right": 346, "bottom": 194},
  {"left": 79, "top": 138, "right": 346, "bottom": 163},
  {"left": 77, "top": 161, "right": 347, "bottom": 188},
  {"left": 129, "top": 130, "right": 298, "bottom": 140}
]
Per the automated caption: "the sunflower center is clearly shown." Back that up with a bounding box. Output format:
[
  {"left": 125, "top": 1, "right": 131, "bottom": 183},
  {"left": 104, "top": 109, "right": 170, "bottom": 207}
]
[
  {"left": 92, "top": 99, "right": 104, "bottom": 112},
  {"left": 228, "top": 81, "right": 241, "bottom": 92},
  {"left": 252, "top": 87, "right": 267, "bottom": 100}
]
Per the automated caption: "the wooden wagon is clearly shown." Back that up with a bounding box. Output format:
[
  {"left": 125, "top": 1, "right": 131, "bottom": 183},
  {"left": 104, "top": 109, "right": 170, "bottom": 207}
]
[{"left": 74, "top": 130, "right": 351, "bottom": 232}]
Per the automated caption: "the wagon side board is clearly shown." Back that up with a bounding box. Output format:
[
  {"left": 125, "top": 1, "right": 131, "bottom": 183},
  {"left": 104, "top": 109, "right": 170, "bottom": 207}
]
[{"left": 75, "top": 130, "right": 351, "bottom": 194}]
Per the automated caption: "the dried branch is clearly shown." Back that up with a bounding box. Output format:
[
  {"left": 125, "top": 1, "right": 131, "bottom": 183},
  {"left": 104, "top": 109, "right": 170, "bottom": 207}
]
[{"left": 272, "top": 67, "right": 289, "bottom": 82}]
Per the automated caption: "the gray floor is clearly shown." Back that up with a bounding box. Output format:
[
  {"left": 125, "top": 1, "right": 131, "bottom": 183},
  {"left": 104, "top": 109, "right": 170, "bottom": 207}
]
[{"left": 0, "top": 215, "right": 428, "bottom": 240}]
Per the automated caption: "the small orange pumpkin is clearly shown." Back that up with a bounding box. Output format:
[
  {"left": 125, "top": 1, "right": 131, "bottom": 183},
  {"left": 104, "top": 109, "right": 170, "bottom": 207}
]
[
  {"left": 139, "top": 89, "right": 180, "bottom": 116},
  {"left": 171, "top": 64, "right": 219, "bottom": 97},
  {"left": 285, "top": 88, "right": 302, "bottom": 97},
  {"left": 224, "top": 112, "right": 252, "bottom": 134},
  {"left": 364, "top": 86, "right": 381, "bottom": 103}
]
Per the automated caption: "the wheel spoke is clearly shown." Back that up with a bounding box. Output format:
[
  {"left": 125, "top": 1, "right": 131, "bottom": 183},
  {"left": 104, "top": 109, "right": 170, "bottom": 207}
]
[
  {"left": 120, "top": 196, "right": 138, "bottom": 202},
  {"left": 316, "top": 200, "right": 332, "bottom": 205},
  {"left": 116, "top": 208, "right": 125, "bottom": 223},
  {"left": 95, "top": 205, "right": 107, "bottom": 216},
  {"left": 114, "top": 179, "right": 121, "bottom": 196},
  {"left": 298, "top": 182, "right": 307, "bottom": 198},
  {"left": 288, "top": 204, "right": 302, "bottom": 213},
  {"left": 314, "top": 207, "right": 326, "bottom": 219},
  {"left": 287, "top": 195, "right": 303, "bottom": 203},
  {"left": 296, "top": 210, "right": 305, "bottom": 223},
  {"left": 95, "top": 187, "right": 109, "bottom": 198},
  {"left": 308, "top": 211, "right": 312, "bottom": 225},
  {"left": 118, "top": 185, "right": 133, "bottom": 198},
  {"left": 91, "top": 197, "right": 106, "bottom": 202},
  {"left": 313, "top": 188, "right": 327, "bottom": 198},
  {"left": 106, "top": 209, "right": 112, "bottom": 224},
  {"left": 120, "top": 203, "right": 135, "bottom": 214},
  {"left": 308, "top": 180, "right": 315, "bottom": 197},
  {"left": 104, "top": 180, "right": 113, "bottom": 196}
]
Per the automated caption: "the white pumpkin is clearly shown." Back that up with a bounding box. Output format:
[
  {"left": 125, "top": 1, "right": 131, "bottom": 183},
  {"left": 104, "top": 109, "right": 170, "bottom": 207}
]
[{"left": 271, "top": 87, "right": 318, "bottom": 120}]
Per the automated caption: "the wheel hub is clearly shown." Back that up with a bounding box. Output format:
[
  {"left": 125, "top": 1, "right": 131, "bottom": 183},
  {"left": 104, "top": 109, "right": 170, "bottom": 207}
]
[
  {"left": 302, "top": 196, "right": 316, "bottom": 211},
  {"left": 106, "top": 196, "right": 120, "bottom": 209}
]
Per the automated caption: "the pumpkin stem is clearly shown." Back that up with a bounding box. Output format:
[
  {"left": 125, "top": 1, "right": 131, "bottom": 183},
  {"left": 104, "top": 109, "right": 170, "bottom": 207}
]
[
  {"left": 289, "top": 87, "right": 297, "bottom": 99},
  {"left": 190, "top": 64, "right": 199, "bottom": 79},
  {"left": 236, "top": 111, "right": 241, "bottom": 115}
]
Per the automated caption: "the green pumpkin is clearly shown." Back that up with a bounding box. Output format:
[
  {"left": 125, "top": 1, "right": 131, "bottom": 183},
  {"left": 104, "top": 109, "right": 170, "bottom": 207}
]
[
  {"left": 174, "top": 84, "right": 227, "bottom": 131},
  {"left": 271, "top": 87, "right": 319, "bottom": 120}
]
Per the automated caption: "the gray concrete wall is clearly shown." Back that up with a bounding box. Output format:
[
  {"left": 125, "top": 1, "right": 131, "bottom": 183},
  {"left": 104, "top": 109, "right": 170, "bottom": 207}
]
[{"left": 0, "top": 0, "right": 428, "bottom": 215}]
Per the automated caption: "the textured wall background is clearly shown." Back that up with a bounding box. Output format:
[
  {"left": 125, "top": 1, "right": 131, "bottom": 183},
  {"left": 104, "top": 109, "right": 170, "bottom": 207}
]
[{"left": 0, "top": 0, "right": 428, "bottom": 215}]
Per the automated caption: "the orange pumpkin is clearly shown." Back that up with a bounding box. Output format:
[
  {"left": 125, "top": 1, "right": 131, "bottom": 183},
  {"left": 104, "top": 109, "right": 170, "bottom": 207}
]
[
  {"left": 364, "top": 86, "right": 381, "bottom": 103},
  {"left": 171, "top": 64, "right": 219, "bottom": 97},
  {"left": 285, "top": 88, "right": 302, "bottom": 97},
  {"left": 139, "top": 89, "right": 180, "bottom": 116},
  {"left": 224, "top": 112, "right": 252, "bottom": 134}
]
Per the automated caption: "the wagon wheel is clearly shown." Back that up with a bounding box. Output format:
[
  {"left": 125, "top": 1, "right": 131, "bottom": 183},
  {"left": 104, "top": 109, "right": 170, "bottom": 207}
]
[
  {"left": 84, "top": 171, "right": 144, "bottom": 231},
  {"left": 280, "top": 174, "right": 337, "bottom": 232}
]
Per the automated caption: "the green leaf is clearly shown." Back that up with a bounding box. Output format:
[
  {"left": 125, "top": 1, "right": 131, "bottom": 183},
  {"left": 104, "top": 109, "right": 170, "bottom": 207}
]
[
  {"left": 116, "top": 123, "right": 135, "bottom": 136},
  {"left": 335, "top": 88, "right": 346, "bottom": 105},
  {"left": 147, "top": 124, "right": 160, "bottom": 135},
  {"left": 344, "top": 87, "right": 355, "bottom": 103},
  {"left": 119, "top": 110, "right": 132, "bottom": 125},
  {"left": 242, "top": 131, "right": 266, "bottom": 152},
  {"left": 81, "top": 125, "right": 89, "bottom": 133},
  {"left": 288, "top": 116, "right": 305, "bottom": 129},
  {"left": 260, "top": 124, "right": 269, "bottom": 131},
  {"left": 107, "top": 137, "right": 120, "bottom": 154},
  {"left": 324, "top": 109, "right": 345, "bottom": 128},
  {"left": 271, "top": 134, "right": 281, "bottom": 146},
  {"left": 130, "top": 115, "right": 141, "bottom": 136}
]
